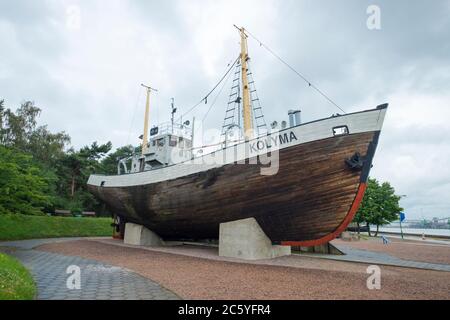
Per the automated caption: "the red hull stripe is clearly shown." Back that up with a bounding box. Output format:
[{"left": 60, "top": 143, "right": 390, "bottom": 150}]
[{"left": 280, "top": 182, "right": 367, "bottom": 247}]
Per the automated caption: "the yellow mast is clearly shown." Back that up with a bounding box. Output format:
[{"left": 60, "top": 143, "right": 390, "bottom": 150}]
[
  {"left": 238, "top": 26, "right": 253, "bottom": 140},
  {"left": 141, "top": 84, "right": 157, "bottom": 155}
]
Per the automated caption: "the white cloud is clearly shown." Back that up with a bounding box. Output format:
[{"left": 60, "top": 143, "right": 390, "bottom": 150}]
[
  {"left": 1, "top": 0, "right": 449, "bottom": 219},
  {"left": 371, "top": 91, "right": 450, "bottom": 218}
]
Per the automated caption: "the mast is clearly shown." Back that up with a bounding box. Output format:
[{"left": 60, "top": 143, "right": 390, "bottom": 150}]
[
  {"left": 237, "top": 26, "right": 253, "bottom": 140},
  {"left": 141, "top": 83, "right": 157, "bottom": 155}
]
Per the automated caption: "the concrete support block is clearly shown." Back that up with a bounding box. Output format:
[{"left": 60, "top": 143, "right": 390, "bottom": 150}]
[
  {"left": 293, "top": 242, "right": 344, "bottom": 255},
  {"left": 313, "top": 243, "right": 344, "bottom": 255},
  {"left": 219, "top": 217, "right": 291, "bottom": 260},
  {"left": 124, "top": 222, "right": 164, "bottom": 246},
  {"left": 341, "top": 231, "right": 360, "bottom": 241}
]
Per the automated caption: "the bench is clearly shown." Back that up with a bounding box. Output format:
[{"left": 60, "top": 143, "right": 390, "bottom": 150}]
[{"left": 82, "top": 211, "right": 96, "bottom": 217}]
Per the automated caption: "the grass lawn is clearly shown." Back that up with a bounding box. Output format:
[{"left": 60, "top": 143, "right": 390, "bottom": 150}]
[
  {"left": 0, "top": 214, "right": 113, "bottom": 241},
  {"left": 0, "top": 253, "right": 36, "bottom": 300}
]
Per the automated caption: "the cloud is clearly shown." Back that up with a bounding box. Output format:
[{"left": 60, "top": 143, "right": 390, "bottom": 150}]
[
  {"left": 371, "top": 91, "right": 450, "bottom": 218},
  {"left": 1, "top": 0, "right": 449, "bottom": 219}
]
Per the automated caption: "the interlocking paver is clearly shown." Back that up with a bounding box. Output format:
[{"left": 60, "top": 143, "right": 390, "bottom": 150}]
[
  {"left": 0, "top": 239, "right": 180, "bottom": 300},
  {"left": 306, "top": 244, "right": 450, "bottom": 272}
]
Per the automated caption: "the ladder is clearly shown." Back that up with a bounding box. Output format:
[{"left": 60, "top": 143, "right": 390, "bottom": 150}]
[
  {"left": 221, "top": 60, "right": 268, "bottom": 139},
  {"left": 221, "top": 61, "right": 242, "bottom": 137}
]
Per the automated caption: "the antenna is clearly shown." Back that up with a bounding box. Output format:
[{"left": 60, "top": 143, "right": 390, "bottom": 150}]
[
  {"left": 141, "top": 83, "right": 158, "bottom": 92},
  {"left": 171, "top": 98, "right": 177, "bottom": 134}
]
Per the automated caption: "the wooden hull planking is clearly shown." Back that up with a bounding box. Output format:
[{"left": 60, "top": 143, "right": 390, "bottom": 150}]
[{"left": 88, "top": 129, "right": 380, "bottom": 245}]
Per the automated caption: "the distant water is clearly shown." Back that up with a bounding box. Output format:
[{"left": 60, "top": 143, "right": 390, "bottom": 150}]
[{"left": 378, "top": 227, "right": 450, "bottom": 238}]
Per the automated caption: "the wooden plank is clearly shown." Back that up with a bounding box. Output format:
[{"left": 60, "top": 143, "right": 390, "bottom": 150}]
[{"left": 88, "top": 131, "right": 378, "bottom": 244}]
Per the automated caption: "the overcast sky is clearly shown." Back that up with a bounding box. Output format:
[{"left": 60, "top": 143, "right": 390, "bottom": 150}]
[{"left": 1, "top": 0, "right": 449, "bottom": 220}]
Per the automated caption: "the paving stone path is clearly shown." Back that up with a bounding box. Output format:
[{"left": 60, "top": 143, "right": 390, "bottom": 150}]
[
  {"left": 304, "top": 244, "right": 450, "bottom": 272},
  {"left": 0, "top": 239, "right": 179, "bottom": 300}
]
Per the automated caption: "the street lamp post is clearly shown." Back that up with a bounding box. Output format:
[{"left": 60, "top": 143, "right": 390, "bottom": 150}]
[
  {"left": 399, "top": 195, "right": 407, "bottom": 240},
  {"left": 399, "top": 215, "right": 404, "bottom": 239}
]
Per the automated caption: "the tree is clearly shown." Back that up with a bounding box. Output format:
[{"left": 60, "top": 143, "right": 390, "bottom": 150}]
[
  {"left": 0, "top": 99, "right": 115, "bottom": 216},
  {"left": 59, "top": 151, "right": 84, "bottom": 199},
  {"left": 354, "top": 179, "right": 377, "bottom": 235},
  {"left": 27, "top": 126, "right": 71, "bottom": 167},
  {"left": 0, "top": 100, "right": 5, "bottom": 141},
  {"left": 59, "top": 142, "right": 112, "bottom": 199},
  {"left": 0, "top": 101, "right": 40, "bottom": 149},
  {"left": 369, "top": 181, "right": 403, "bottom": 236},
  {"left": 354, "top": 178, "right": 403, "bottom": 236},
  {"left": 0, "top": 146, "right": 52, "bottom": 215},
  {"left": 100, "top": 145, "right": 135, "bottom": 175},
  {"left": 0, "top": 100, "right": 70, "bottom": 164}
]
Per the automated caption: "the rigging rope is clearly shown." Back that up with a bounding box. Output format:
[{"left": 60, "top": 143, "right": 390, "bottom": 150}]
[
  {"left": 178, "top": 56, "right": 240, "bottom": 121},
  {"left": 202, "top": 63, "right": 234, "bottom": 124},
  {"left": 193, "top": 59, "right": 235, "bottom": 142},
  {"left": 245, "top": 29, "right": 346, "bottom": 114},
  {"left": 126, "top": 87, "right": 144, "bottom": 146}
]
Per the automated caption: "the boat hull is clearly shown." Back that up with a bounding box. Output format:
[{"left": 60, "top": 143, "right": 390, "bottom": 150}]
[{"left": 88, "top": 106, "right": 386, "bottom": 245}]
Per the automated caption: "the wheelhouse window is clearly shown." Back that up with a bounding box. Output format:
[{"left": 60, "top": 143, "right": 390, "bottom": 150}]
[
  {"left": 169, "top": 135, "right": 178, "bottom": 147},
  {"left": 178, "top": 137, "right": 184, "bottom": 149}
]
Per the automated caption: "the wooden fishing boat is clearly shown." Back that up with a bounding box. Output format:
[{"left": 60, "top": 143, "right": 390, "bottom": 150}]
[{"left": 87, "top": 27, "right": 387, "bottom": 246}]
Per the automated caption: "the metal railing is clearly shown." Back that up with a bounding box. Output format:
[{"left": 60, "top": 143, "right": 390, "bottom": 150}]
[{"left": 150, "top": 121, "right": 192, "bottom": 139}]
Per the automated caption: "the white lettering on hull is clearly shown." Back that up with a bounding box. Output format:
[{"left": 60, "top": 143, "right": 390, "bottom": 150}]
[{"left": 249, "top": 131, "right": 298, "bottom": 154}]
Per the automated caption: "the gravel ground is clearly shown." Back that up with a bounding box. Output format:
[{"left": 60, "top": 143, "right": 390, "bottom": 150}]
[
  {"left": 37, "top": 240, "right": 450, "bottom": 300},
  {"left": 332, "top": 238, "right": 450, "bottom": 265}
]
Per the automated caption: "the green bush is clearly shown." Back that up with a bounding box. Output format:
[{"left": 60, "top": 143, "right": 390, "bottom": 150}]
[
  {"left": 0, "top": 214, "right": 113, "bottom": 241},
  {"left": 0, "top": 146, "right": 52, "bottom": 215}
]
